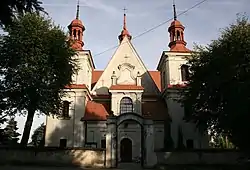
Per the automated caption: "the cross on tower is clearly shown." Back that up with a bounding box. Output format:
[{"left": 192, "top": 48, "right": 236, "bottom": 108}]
[{"left": 123, "top": 7, "right": 127, "bottom": 14}]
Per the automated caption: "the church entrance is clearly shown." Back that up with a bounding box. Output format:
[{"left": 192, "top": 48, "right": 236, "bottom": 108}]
[{"left": 120, "top": 138, "right": 132, "bottom": 162}]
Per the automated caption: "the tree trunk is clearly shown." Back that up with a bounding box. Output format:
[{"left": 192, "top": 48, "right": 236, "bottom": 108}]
[{"left": 20, "top": 107, "right": 35, "bottom": 146}]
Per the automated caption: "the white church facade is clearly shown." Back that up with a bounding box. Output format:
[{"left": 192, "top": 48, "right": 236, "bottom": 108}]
[{"left": 45, "top": 3, "right": 209, "bottom": 168}]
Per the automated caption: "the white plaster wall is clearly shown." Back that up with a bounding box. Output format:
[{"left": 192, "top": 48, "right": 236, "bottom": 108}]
[
  {"left": 72, "top": 51, "right": 93, "bottom": 90},
  {"left": 165, "top": 52, "right": 191, "bottom": 85},
  {"left": 85, "top": 121, "right": 165, "bottom": 157},
  {"left": 110, "top": 92, "right": 143, "bottom": 116},
  {"left": 86, "top": 121, "right": 143, "bottom": 162},
  {"left": 45, "top": 90, "right": 87, "bottom": 147},
  {"left": 117, "top": 121, "right": 142, "bottom": 161},
  {"left": 92, "top": 37, "right": 159, "bottom": 95},
  {"left": 158, "top": 51, "right": 209, "bottom": 149},
  {"left": 165, "top": 93, "right": 209, "bottom": 149},
  {"left": 85, "top": 122, "right": 107, "bottom": 148}
]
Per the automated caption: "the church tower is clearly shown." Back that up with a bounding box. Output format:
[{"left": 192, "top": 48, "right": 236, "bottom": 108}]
[
  {"left": 45, "top": 1, "right": 95, "bottom": 148},
  {"left": 157, "top": 2, "right": 191, "bottom": 90},
  {"left": 168, "top": 3, "right": 190, "bottom": 53},
  {"left": 118, "top": 10, "right": 132, "bottom": 43},
  {"left": 67, "top": 1, "right": 94, "bottom": 89},
  {"left": 68, "top": 1, "right": 85, "bottom": 50},
  {"left": 157, "top": 2, "right": 209, "bottom": 149}
]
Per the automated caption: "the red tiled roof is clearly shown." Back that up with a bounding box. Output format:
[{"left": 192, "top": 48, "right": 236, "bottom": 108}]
[
  {"left": 91, "top": 70, "right": 161, "bottom": 91},
  {"left": 110, "top": 84, "right": 144, "bottom": 90},
  {"left": 92, "top": 94, "right": 111, "bottom": 99},
  {"left": 82, "top": 101, "right": 110, "bottom": 120},
  {"left": 167, "top": 83, "right": 187, "bottom": 88},
  {"left": 92, "top": 70, "right": 103, "bottom": 84},
  {"left": 148, "top": 71, "right": 161, "bottom": 91},
  {"left": 169, "top": 44, "right": 191, "bottom": 53},
  {"left": 142, "top": 99, "right": 169, "bottom": 120},
  {"left": 65, "top": 84, "right": 87, "bottom": 89},
  {"left": 81, "top": 96, "right": 169, "bottom": 121}
]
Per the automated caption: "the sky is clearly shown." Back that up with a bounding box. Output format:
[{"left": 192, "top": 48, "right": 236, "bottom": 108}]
[{"left": 11, "top": 0, "right": 249, "bottom": 141}]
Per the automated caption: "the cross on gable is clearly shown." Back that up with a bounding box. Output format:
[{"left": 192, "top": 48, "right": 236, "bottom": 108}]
[
  {"left": 124, "top": 54, "right": 129, "bottom": 62},
  {"left": 123, "top": 7, "right": 127, "bottom": 14}
]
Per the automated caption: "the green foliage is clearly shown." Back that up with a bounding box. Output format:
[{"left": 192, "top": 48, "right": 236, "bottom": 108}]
[
  {"left": 210, "top": 133, "right": 235, "bottom": 149},
  {"left": 0, "top": 13, "right": 77, "bottom": 145},
  {"left": 3, "top": 117, "right": 20, "bottom": 145},
  {"left": 31, "top": 123, "right": 45, "bottom": 147},
  {"left": 0, "top": 0, "right": 45, "bottom": 28},
  {"left": 182, "top": 15, "right": 250, "bottom": 152}
]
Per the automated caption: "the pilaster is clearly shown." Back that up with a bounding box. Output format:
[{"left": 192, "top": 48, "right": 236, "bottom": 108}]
[
  {"left": 106, "top": 115, "right": 117, "bottom": 168},
  {"left": 143, "top": 119, "right": 157, "bottom": 168}
]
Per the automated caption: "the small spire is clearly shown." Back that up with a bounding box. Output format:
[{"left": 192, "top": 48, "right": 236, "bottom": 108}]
[
  {"left": 118, "top": 7, "right": 132, "bottom": 43},
  {"left": 123, "top": 7, "right": 127, "bottom": 30},
  {"left": 76, "top": 0, "right": 80, "bottom": 19},
  {"left": 173, "top": 0, "right": 177, "bottom": 20}
]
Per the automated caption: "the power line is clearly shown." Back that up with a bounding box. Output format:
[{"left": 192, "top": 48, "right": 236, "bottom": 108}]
[{"left": 93, "top": 0, "right": 209, "bottom": 57}]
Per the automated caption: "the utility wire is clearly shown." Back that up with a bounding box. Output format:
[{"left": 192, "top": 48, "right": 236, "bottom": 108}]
[{"left": 93, "top": 0, "right": 209, "bottom": 57}]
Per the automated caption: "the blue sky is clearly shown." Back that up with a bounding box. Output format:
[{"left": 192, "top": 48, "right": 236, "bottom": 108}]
[{"left": 12, "top": 0, "right": 249, "bottom": 141}]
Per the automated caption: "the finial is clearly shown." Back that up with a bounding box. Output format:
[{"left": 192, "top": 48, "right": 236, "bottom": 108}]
[
  {"left": 76, "top": 0, "right": 80, "bottom": 19},
  {"left": 173, "top": 0, "right": 177, "bottom": 20},
  {"left": 123, "top": 7, "right": 127, "bottom": 30}
]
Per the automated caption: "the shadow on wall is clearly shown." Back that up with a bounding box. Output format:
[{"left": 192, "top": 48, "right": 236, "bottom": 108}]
[
  {"left": 0, "top": 95, "right": 111, "bottom": 169},
  {"left": 43, "top": 94, "right": 109, "bottom": 168}
]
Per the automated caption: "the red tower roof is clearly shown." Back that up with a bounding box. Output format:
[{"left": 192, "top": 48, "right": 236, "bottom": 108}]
[
  {"left": 168, "top": 3, "right": 190, "bottom": 53},
  {"left": 68, "top": 1, "right": 85, "bottom": 50},
  {"left": 118, "top": 9, "right": 132, "bottom": 43}
]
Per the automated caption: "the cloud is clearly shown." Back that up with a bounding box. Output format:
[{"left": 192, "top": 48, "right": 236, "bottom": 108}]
[{"left": 81, "top": 0, "right": 120, "bottom": 16}]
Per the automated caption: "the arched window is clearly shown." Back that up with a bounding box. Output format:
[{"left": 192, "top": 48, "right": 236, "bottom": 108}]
[
  {"left": 177, "top": 30, "right": 181, "bottom": 40},
  {"left": 73, "top": 29, "right": 77, "bottom": 40},
  {"left": 78, "top": 30, "right": 81, "bottom": 40},
  {"left": 172, "top": 31, "right": 175, "bottom": 41},
  {"left": 62, "top": 101, "right": 70, "bottom": 118},
  {"left": 181, "top": 64, "right": 190, "bottom": 81},
  {"left": 120, "top": 97, "right": 133, "bottom": 114}
]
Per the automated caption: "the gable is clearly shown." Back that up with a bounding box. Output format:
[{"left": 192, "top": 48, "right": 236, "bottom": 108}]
[
  {"left": 92, "top": 36, "right": 160, "bottom": 95},
  {"left": 92, "top": 70, "right": 161, "bottom": 91}
]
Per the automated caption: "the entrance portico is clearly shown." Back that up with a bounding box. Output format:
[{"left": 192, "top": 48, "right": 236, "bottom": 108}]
[{"left": 105, "top": 113, "right": 156, "bottom": 168}]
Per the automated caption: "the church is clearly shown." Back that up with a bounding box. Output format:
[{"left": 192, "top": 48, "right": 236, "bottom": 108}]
[{"left": 45, "top": 2, "right": 209, "bottom": 167}]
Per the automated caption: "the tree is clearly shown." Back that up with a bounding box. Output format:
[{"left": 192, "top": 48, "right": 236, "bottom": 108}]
[
  {"left": 0, "top": 13, "right": 77, "bottom": 146},
  {"left": 182, "top": 16, "right": 250, "bottom": 152},
  {"left": 31, "top": 123, "right": 45, "bottom": 147},
  {"left": 3, "top": 117, "right": 20, "bottom": 145},
  {"left": 210, "top": 133, "right": 235, "bottom": 149},
  {"left": 0, "top": 0, "right": 45, "bottom": 28}
]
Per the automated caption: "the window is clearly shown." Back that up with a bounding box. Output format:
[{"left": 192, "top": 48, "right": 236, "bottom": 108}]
[
  {"left": 59, "top": 139, "right": 67, "bottom": 148},
  {"left": 120, "top": 97, "right": 133, "bottom": 114},
  {"left": 177, "top": 30, "right": 181, "bottom": 40},
  {"left": 78, "top": 30, "right": 81, "bottom": 40},
  {"left": 172, "top": 31, "right": 176, "bottom": 41},
  {"left": 62, "top": 101, "right": 70, "bottom": 118},
  {"left": 73, "top": 29, "right": 77, "bottom": 40},
  {"left": 186, "top": 139, "right": 194, "bottom": 149},
  {"left": 101, "top": 139, "right": 106, "bottom": 148},
  {"left": 181, "top": 64, "right": 190, "bottom": 81}
]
